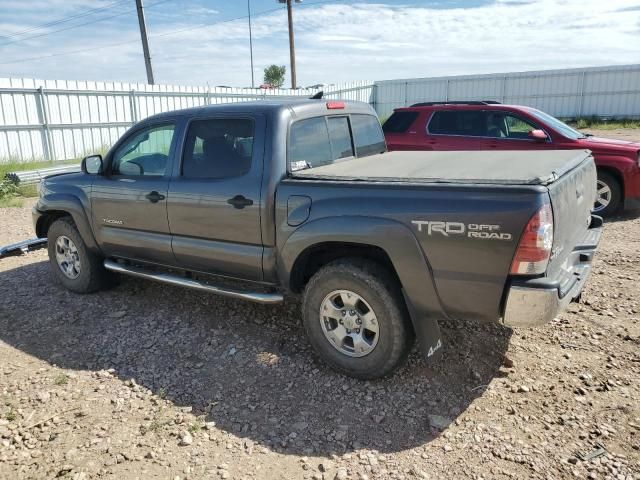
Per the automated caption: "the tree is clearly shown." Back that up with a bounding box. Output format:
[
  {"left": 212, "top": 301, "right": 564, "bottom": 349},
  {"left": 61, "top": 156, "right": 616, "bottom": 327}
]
[{"left": 263, "top": 65, "right": 286, "bottom": 88}]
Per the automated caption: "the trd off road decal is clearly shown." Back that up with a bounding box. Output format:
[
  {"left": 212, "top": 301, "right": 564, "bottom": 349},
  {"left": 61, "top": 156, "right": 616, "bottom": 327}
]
[{"left": 411, "top": 220, "right": 512, "bottom": 241}]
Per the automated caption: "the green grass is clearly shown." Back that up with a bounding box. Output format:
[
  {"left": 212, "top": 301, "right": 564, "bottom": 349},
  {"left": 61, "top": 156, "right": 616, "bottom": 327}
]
[
  {"left": 4, "top": 409, "right": 17, "bottom": 422},
  {"left": 0, "top": 158, "right": 79, "bottom": 180},
  {"left": 0, "top": 157, "right": 80, "bottom": 207},
  {"left": 54, "top": 374, "right": 69, "bottom": 386},
  {"left": 188, "top": 423, "right": 202, "bottom": 434},
  {"left": 571, "top": 117, "right": 640, "bottom": 130},
  {"left": 0, "top": 196, "right": 24, "bottom": 208}
]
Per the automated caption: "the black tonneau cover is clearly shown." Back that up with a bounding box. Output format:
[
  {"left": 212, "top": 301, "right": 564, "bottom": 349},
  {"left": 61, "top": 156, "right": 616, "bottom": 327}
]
[{"left": 293, "top": 149, "right": 592, "bottom": 185}]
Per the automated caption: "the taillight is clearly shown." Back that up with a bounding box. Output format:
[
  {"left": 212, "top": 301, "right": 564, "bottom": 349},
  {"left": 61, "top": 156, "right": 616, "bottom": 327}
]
[{"left": 510, "top": 203, "right": 554, "bottom": 275}]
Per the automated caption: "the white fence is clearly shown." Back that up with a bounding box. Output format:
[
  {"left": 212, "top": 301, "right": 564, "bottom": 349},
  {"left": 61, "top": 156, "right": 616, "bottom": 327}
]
[
  {"left": 2, "top": 63, "right": 640, "bottom": 163},
  {"left": 0, "top": 78, "right": 373, "bottom": 163},
  {"left": 373, "top": 64, "right": 640, "bottom": 119}
]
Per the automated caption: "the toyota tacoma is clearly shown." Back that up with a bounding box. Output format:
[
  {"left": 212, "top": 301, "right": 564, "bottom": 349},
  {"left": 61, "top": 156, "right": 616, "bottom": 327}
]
[{"left": 32, "top": 99, "right": 602, "bottom": 379}]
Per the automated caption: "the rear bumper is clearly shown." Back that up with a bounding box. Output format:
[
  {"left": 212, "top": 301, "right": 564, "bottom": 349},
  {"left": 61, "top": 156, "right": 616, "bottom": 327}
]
[{"left": 502, "top": 215, "right": 603, "bottom": 328}]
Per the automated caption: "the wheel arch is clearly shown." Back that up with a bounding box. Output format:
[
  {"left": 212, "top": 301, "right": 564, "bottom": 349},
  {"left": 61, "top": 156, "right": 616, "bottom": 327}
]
[
  {"left": 36, "top": 193, "right": 100, "bottom": 251},
  {"left": 597, "top": 165, "right": 625, "bottom": 197},
  {"left": 289, "top": 241, "right": 399, "bottom": 294},
  {"left": 279, "top": 215, "right": 446, "bottom": 360}
]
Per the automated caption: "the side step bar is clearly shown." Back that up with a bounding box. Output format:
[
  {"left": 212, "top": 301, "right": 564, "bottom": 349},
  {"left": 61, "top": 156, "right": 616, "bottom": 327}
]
[
  {"left": 103, "top": 259, "right": 284, "bottom": 305},
  {"left": 0, "top": 238, "right": 47, "bottom": 259}
]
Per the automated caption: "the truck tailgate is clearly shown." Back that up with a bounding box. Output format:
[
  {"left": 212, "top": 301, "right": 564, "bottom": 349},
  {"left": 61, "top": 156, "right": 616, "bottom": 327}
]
[{"left": 545, "top": 153, "right": 598, "bottom": 286}]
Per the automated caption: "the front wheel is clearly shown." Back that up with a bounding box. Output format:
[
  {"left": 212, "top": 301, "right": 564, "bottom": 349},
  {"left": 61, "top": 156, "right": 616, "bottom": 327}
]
[
  {"left": 47, "top": 217, "right": 115, "bottom": 293},
  {"left": 302, "top": 259, "right": 414, "bottom": 379},
  {"left": 593, "top": 171, "right": 622, "bottom": 217}
]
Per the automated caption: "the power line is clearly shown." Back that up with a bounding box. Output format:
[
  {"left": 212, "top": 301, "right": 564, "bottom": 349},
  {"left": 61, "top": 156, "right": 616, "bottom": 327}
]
[
  {"left": 0, "top": 6, "right": 278, "bottom": 66},
  {"left": 0, "top": 0, "right": 173, "bottom": 48},
  {"left": 0, "top": 0, "right": 129, "bottom": 41},
  {"left": 0, "top": 0, "right": 345, "bottom": 67}
]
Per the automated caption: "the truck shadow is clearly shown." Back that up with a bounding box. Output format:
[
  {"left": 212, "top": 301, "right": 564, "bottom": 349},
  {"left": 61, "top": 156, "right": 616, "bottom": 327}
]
[{"left": 0, "top": 260, "right": 512, "bottom": 457}]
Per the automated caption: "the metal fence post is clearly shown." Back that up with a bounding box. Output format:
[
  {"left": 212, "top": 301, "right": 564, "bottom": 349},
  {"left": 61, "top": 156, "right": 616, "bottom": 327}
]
[
  {"left": 35, "top": 86, "right": 54, "bottom": 162},
  {"left": 404, "top": 81, "right": 408, "bottom": 106},
  {"left": 371, "top": 83, "right": 378, "bottom": 114},
  {"left": 501, "top": 75, "right": 507, "bottom": 103},
  {"left": 577, "top": 71, "right": 586, "bottom": 119},
  {"left": 129, "top": 89, "right": 138, "bottom": 123},
  {"left": 445, "top": 79, "right": 450, "bottom": 101}
]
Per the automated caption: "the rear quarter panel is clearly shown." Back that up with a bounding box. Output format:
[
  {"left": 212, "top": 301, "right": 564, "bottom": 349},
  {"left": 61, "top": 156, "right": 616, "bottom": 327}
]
[{"left": 276, "top": 180, "right": 545, "bottom": 322}]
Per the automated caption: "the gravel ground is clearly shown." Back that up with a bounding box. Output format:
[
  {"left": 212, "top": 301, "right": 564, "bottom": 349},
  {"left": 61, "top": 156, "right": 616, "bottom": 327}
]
[{"left": 1, "top": 135, "right": 640, "bottom": 479}]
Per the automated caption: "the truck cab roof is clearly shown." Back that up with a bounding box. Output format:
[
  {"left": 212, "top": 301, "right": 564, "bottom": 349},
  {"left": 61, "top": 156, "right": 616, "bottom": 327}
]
[{"left": 144, "top": 98, "right": 376, "bottom": 123}]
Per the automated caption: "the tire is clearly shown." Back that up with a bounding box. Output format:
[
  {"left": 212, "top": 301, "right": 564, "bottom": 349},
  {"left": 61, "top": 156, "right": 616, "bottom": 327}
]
[
  {"left": 47, "top": 217, "right": 114, "bottom": 293},
  {"left": 302, "top": 259, "right": 414, "bottom": 379},
  {"left": 594, "top": 171, "right": 622, "bottom": 217}
]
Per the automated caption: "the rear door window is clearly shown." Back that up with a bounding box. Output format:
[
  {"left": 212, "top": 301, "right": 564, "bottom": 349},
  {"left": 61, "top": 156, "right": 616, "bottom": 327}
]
[
  {"left": 428, "top": 110, "right": 485, "bottom": 137},
  {"left": 382, "top": 111, "right": 419, "bottom": 133}
]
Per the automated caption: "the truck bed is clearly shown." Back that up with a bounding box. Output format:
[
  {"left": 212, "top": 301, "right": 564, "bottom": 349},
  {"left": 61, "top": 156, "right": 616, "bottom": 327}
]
[{"left": 293, "top": 149, "right": 592, "bottom": 186}]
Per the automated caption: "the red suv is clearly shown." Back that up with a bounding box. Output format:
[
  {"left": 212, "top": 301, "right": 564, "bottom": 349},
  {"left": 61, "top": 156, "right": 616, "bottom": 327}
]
[{"left": 383, "top": 102, "right": 640, "bottom": 216}]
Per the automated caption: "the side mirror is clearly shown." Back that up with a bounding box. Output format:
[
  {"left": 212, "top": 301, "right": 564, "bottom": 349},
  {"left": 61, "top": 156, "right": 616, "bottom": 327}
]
[
  {"left": 81, "top": 154, "right": 103, "bottom": 175},
  {"left": 528, "top": 129, "right": 548, "bottom": 142}
]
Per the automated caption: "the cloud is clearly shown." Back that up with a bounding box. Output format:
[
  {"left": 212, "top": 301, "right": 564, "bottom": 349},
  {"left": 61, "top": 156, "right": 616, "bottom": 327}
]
[{"left": 0, "top": 0, "right": 639, "bottom": 87}]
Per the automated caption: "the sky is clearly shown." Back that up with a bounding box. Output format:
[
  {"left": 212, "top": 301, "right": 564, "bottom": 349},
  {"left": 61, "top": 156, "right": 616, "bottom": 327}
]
[{"left": 0, "top": 0, "right": 639, "bottom": 88}]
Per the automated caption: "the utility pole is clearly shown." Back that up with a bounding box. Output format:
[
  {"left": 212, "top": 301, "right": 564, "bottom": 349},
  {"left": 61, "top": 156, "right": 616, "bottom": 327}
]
[
  {"left": 135, "top": 0, "right": 155, "bottom": 85},
  {"left": 278, "top": 0, "right": 300, "bottom": 89},
  {"left": 248, "top": 0, "right": 255, "bottom": 88},
  {"left": 285, "top": 0, "right": 296, "bottom": 89}
]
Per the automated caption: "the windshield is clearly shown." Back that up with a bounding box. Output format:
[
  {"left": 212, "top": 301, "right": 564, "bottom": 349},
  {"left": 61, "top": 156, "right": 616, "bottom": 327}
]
[{"left": 525, "top": 108, "right": 585, "bottom": 140}]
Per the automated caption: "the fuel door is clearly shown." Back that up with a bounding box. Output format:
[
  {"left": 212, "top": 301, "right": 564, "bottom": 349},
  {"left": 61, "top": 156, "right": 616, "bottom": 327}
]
[{"left": 287, "top": 195, "right": 312, "bottom": 226}]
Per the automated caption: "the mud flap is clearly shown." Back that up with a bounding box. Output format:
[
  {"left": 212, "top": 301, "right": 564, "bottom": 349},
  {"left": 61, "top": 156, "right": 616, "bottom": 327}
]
[
  {"left": 402, "top": 289, "right": 443, "bottom": 361},
  {"left": 0, "top": 238, "right": 47, "bottom": 260}
]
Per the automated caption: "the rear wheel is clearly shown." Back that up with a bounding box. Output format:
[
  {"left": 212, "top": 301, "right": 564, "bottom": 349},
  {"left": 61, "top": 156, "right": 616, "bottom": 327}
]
[
  {"left": 47, "top": 217, "right": 115, "bottom": 293},
  {"left": 593, "top": 171, "right": 622, "bottom": 217},
  {"left": 302, "top": 259, "right": 414, "bottom": 379}
]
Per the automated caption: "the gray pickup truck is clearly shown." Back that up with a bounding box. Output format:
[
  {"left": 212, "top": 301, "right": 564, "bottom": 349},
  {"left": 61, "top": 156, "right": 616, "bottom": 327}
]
[{"left": 31, "top": 99, "right": 602, "bottom": 379}]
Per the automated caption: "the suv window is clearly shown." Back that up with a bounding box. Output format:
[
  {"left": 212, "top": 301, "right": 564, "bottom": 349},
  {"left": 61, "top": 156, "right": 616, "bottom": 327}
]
[
  {"left": 351, "top": 114, "right": 386, "bottom": 157},
  {"left": 428, "top": 110, "right": 485, "bottom": 137},
  {"left": 383, "top": 111, "right": 419, "bottom": 133},
  {"left": 486, "top": 113, "right": 538, "bottom": 139},
  {"left": 182, "top": 118, "right": 254, "bottom": 179},
  {"left": 112, "top": 124, "right": 175, "bottom": 176}
]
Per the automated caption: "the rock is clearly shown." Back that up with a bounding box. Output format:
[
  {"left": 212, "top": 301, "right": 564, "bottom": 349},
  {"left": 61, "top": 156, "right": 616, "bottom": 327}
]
[
  {"left": 335, "top": 467, "right": 348, "bottom": 480},
  {"left": 443, "top": 444, "right": 453, "bottom": 452},
  {"left": 179, "top": 431, "right": 193, "bottom": 446},
  {"left": 36, "top": 391, "right": 51, "bottom": 403},
  {"left": 518, "top": 385, "right": 530, "bottom": 393},
  {"left": 428, "top": 414, "right": 451, "bottom": 430},
  {"left": 292, "top": 421, "right": 308, "bottom": 431}
]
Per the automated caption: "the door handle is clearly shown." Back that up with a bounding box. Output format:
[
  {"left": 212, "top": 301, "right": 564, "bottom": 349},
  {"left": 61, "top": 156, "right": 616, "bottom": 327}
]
[
  {"left": 145, "top": 191, "right": 165, "bottom": 203},
  {"left": 227, "top": 195, "right": 253, "bottom": 209}
]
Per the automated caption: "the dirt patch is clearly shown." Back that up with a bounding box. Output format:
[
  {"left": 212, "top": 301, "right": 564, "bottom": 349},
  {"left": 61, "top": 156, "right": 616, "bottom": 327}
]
[{"left": 0, "top": 204, "right": 639, "bottom": 479}]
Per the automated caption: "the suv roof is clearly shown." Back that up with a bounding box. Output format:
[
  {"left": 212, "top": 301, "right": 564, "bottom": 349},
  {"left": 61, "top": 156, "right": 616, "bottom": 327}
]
[
  {"left": 394, "top": 103, "right": 528, "bottom": 113},
  {"left": 410, "top": 101, "right": 501, "bottom": 107}
]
